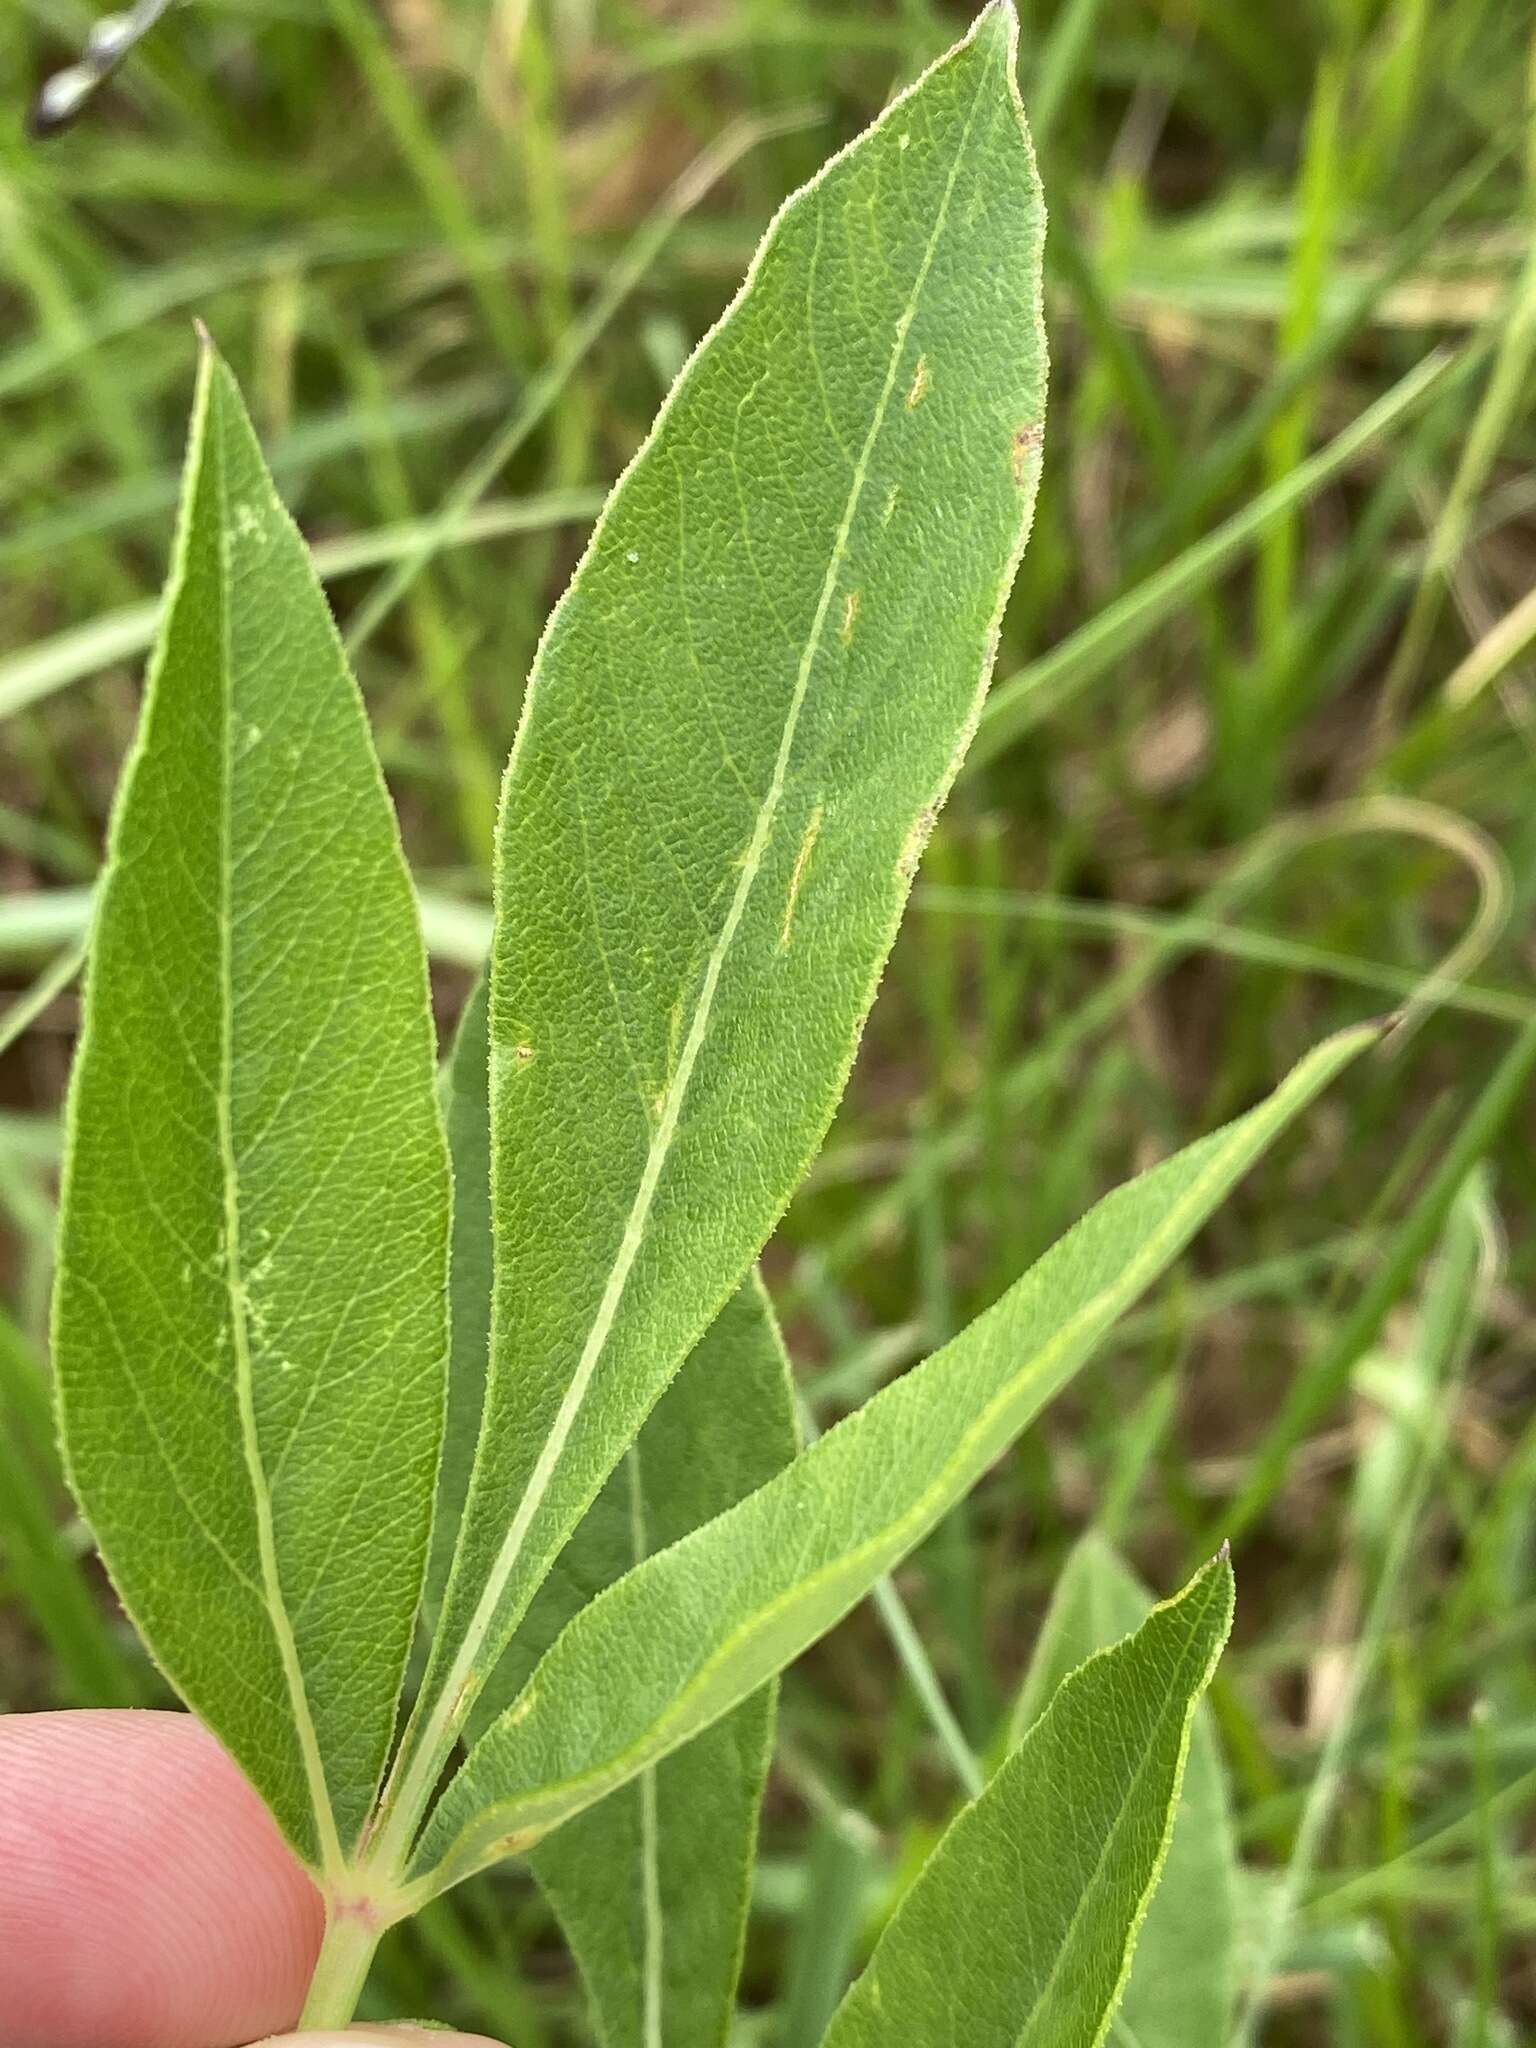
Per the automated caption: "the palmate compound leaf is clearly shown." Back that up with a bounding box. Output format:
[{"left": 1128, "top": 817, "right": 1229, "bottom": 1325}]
[
  {"left": 1009, "top": 1535, "right": 1239, "bottom": 2048},
  {"left": 392, "top": 0, "right": 1050, "bottom": 1821},
  {"left": 408, "top": 1023, "right": 1373, "bottom": 1897},
  {"left": 433, "top": 979, "right": 799, "bottom": 2047},
  {"left": 52, "top": 342, "right": 450, "bottom": 1873},
  {"left": 819, "top": 1555, "right": 1235, "bottom": 2048}
]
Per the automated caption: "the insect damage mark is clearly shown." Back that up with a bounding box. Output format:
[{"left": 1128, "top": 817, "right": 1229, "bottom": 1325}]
[
  {"left": 1011, "top": 421, "right": 1044, "bottom": 486},
  {"left": 839, "top": 589, "right": 861, "bottom": 647},
  {"left": 906, "top": 354, "right": 930, "bottom": 409},
  {"left": 779, "top": 803, "right": 824, "bottom": 951}
]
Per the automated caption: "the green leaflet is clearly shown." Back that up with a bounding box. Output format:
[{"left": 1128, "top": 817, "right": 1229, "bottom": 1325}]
[
  {"left": 410, "top": 1025, "right": 1371, "bottom": 1896},
  {"left": 1010, "top": 1535, "right": 1238, "bottom": 2048},
  {"left": 527, "top": 1280, "right": 798, "bottom": 2048},
  {"left": 819, "top": 1556, "right": 1235, "bottom": 2048},
  {"left": 430, "top": 975, "right": 799, "bottom": 2047},
  {"left": 410, "top": 0, "right": 1048, "bottom": 1785},
  {"left": 51, "top": 343, "right": 450, "bottom": 1871}
]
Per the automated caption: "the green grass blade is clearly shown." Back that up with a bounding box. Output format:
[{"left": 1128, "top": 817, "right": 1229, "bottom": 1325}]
[
  {"left": 408, "top": 1025, "right": 1369, "bottom": 1896},
  {"left": 0, "top": 884, "right": 491, "bottom": 973},
  {"left": 777, "top": 1813, "right": 879, "bottom": 2048},
  {"left": 395, "top": 0, "right": 1049, "bottom": 1846},
  {"left": 0, "top": 1307, "right": 147, "bottom": 1707},
  {"left": 0, "top": 491, "right": 603, "bottom": 728},
  {"left": 1235, "top": 1175, "right": 1494, "bottom": 2044},
  {"left": 971, "top": 348, "right": 1450, "bottom": 766},
  {"left": 1376, "top": 232, "right": 1536, "bottom": 731},
  {"left": 820, "top": 1555, "right": 1234, "bottom": 2048},
  {"left": 50, "top": 342, "right": 451, "bottom": 1872},
  {"left": 1208, "top": 1016, "right": 1536, "bottom": 1552}
]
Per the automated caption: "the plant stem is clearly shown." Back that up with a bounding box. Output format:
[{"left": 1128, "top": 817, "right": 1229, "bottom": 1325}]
[{"left": 298, "top": 1909, "right": 384, "bottom": 2031}]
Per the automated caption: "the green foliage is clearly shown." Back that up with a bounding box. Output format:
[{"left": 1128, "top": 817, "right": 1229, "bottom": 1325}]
[
  {"left": 526, "top": 1280, "right": 798, "bottom": 2048},
  {"left": 34, "top": 3, "right": 1407, "bottom": 2037},
  {"left": 821, "top": 1555, "right": 1234, "bottom": 2048},
  {"left": 410, "top": 1025, "right": 1366, "bottom": 1899},
  {"left": 52, "top": 343, "right": 450, "bottom": 1873},
  {"left": 1011, "top": 1534, "right": 1239, "bottom": 2048},
  {"left": 436, "top": 967, "right": 801, "bottom": 2045},
  {"left": 412, "top": 0, "right": 1047, "bottom": 1788}
]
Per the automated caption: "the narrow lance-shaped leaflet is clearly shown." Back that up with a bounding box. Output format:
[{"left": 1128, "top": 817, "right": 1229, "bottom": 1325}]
[
  {"left": 1009, "top": 1534, "right": 1240, "bottom": 2048},
  {"left": 820, "top": 1555, "right": 1235, "bottom": 2048},
  {"left": 395, "top": 0, "right": 1048, "bottom": 1838},
  {"left": 53, "top": 342, "right": 451, "bottom": 1873},
  {"left": 409, "top": 1023, "right": 1371, "bottom": 1897}
]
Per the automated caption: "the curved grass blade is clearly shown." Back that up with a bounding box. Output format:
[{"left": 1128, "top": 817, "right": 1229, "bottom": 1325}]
[
  {"left": 403, "top": 0, "right": 1048, "bottom": 1822},
  {"left": 1010, "top": 1534, "right": 1238, "bottom": 2048},
  {"left": 52, "top": 342, "right": 450, "bottom": 1871},
  {"left": 821, "top": 1555, "right": 1235, "bottom": 2048},
  {"left": 409, "top": 1025, "right": 1370, "bottom": 1895}
]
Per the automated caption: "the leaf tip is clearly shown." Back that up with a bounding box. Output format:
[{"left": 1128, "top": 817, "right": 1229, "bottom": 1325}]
[{"left": 971, "top": 0, "right": 1019, "bottom": 60}]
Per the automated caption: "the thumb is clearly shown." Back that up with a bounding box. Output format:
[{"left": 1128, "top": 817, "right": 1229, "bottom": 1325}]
[{"left": 261, "top": 2035, "right": 506, "bottom": 2046}]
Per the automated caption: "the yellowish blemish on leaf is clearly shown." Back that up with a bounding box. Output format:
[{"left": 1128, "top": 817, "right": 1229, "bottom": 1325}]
[
  {"left": 906, "top": 354, "right": 930, "bottom": 409},
  {"left": 839, "top": 589, "right": 861, "bottom": 647},
  {"left": 1011, "top": 420, "right": 1043, "bottom": 487},
  {"left": 897, "top": 805, "right": 936, "bottom": 880},
  {"left": 779, "top": 802, "right": 824, "bottom": 951},
  {"left": 881, "top": 484, "right": 901, "bottom": 527}
]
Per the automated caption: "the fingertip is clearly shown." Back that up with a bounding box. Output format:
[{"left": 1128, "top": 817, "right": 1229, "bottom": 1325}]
[
  {"left": 267, "top": 2034, "right": 507, "bottom": 2046},
  {"left": 0, "top": 1709, "right": 323, "bottom": 2048}
]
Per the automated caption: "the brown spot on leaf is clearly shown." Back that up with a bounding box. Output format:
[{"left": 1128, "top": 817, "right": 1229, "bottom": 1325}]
[{"left": 1011, "top": 421, "right": 1043, "bottom": 486}]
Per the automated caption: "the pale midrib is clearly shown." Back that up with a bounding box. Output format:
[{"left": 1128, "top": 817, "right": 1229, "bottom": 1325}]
[
  {"left": 414, "top": 1036, "right": 1356, "bottom": 1893},
  {"left": 401, "top": 55, "right": 998, "bottom": 1839},
  {"left": 211, "top": 386, "right": 344, "bottom": 1881},
  {"left": 627, "top": 1448, "right": 665, "bottom": 2048}
]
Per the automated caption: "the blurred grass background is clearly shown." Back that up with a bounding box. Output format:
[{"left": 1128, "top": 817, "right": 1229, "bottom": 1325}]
[{"left": 2, "top": 0, "right": 1535, "bottom": 2041}]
